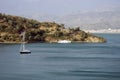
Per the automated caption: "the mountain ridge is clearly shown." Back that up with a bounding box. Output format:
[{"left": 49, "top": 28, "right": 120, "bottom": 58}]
[{"left": 26, "top": 9, "right": 120, "bottom": 30}]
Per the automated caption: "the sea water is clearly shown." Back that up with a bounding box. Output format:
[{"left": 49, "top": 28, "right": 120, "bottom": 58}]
[{"left": 0, "top": 34, "right": 120, "bottom": 80}]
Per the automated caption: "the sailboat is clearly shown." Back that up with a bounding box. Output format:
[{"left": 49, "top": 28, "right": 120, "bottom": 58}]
[{"left": 20, "top": 32, "right": 31, "bottom": 54}]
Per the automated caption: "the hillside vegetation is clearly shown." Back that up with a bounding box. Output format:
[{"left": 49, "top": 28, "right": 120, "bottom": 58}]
[{"left": 0, "top": 13, "right": 106, "bottom": 43}]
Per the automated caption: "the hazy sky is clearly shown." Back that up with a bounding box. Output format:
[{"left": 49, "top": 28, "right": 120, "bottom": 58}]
[{"left": 0, "top": 0, "right": 120, "bottom": 16}]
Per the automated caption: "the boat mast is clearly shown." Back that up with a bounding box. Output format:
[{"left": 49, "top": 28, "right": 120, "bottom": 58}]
[{"left": 22, "top": 32, "right": 26, "bottom": 50}]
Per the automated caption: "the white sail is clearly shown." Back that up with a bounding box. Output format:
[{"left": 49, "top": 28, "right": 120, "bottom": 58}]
[{"left": 20, "top": 31, "right": 31, "bottom": 54}]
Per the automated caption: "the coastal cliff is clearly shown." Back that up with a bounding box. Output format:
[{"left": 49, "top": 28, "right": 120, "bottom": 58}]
[{"left": 0, "top": 13, "right": 106, "bottom": 43}]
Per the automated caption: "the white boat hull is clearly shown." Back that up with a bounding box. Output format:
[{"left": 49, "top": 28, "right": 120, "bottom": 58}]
[{"left": 58, "top": 40, "right": 71, "bottom": 43}]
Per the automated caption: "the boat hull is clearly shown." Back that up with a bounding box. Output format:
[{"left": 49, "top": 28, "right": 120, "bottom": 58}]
[
  {"left": 58, "top": 40, "right": 71, "bottom": 43},
  {"left": 20, "top": 51, "right": 31, "bottom": 54}
]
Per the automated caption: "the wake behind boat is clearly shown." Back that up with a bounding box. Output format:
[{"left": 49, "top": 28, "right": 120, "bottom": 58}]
[{"left": 20, "top": 32, "right": 31, "bottom": 54}]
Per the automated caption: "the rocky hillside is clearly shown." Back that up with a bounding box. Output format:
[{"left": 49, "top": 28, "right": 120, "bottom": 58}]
[{"left": 0, "top": 13, "right": 106, "bottom": 43}]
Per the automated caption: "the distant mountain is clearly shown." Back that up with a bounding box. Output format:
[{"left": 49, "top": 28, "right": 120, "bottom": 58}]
[
  {"left": 27, "top": 9, "right": 120, "bottom": 30},
  {"left": 57, "top": 10, "right": 120, "bottom": 30}
]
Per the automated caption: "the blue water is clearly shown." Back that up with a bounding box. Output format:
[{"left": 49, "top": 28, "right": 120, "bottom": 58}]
[{"left": 0, "top": 34, "right": 120, "bottom": 80}]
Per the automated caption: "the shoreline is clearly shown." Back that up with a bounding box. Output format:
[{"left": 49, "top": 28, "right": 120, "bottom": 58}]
[
  {"left": 85, "top": 29, "right": 120, "bottom": 34},
  {"left": 0, "top": 41, "right": 106, "bottom": 44},
  {"left": 0, "top": 42, "right": 21, "bottom": 44}
]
